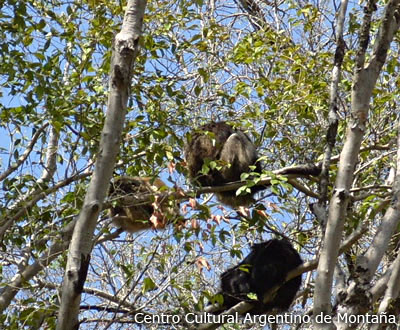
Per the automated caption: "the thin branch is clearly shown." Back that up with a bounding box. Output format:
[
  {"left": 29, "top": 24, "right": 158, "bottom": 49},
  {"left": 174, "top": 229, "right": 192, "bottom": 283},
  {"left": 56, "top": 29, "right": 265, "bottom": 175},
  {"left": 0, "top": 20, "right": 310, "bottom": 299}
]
[
  {"left": 0, "top": 122, "right": 50, "bottom": 181},
  {"left": 38, "top": 281, "right": 136, "bottom": 311},
  {"left": 375, "top": 247, "right": 400, "bottom": 314},
  {"left": 355, "top": 0, "right": 377, "bottom": 70},
  {"left": 318, "top": 0, "right": 349, "bottom": 205},
  {"left": 112, "top": 163, "right": 322, "bottom": 209},
  {"left": 0, "top": 172, "right": 91, "bottom": 239},
  {"left": 370, "top": 267, "right": 394, "bottom": 304},
  {"left": 0, "top": 219, "right": 75, "bottom": 312}
]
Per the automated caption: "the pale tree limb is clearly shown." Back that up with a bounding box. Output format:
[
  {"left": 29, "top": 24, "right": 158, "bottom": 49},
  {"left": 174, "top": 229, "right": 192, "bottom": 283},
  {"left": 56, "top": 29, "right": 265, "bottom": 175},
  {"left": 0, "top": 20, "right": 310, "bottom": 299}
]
[
  {"left": 357, "top": 119, "right": 400, "bottom": 281},
  {"left": 335, "top": 119, "right": 400, "bottom": 328},
  {"left": 338, "top": 121, "right": 400, "bottom": 329},
  {"left": 0, "top": 122, "right": 58, "bottom": 279},
  {"left": 353, "top": 150, "right": 397, "bottom": 176},
  {"left": 370, "top": 247, "right": 400, "bottom": 330},
  {"left": 34, "top": 43, "right": 76, "bottom": 186},
  {"left": 370, "top": 266, "right": 393, "bottom": 304},
  {"left": 318, "top": 0, "right": 348, "bottom": 208},
  {"left": 56, "top": 1, "right": 147, "bottom": 329},
  {"left": 287, "top": 178, "right": 319, "bottom": 198},
  {"left": 37, "top": 124, "right": 60, "bottom": 184},
  {"left": 351, "top": 185, "right": 391, "bottom": 194},
  {"left": 0, "top": 122, "right": 50, "bottom": 181},
  {"left": 0, "top": 219, "right": 76, "bottom": 312},
  {"left": 0, "top": 124, "right": 63, "bottom": 237},
  {"left": 312, "top": 2, "right": 349, "bottom": 305},
  {"left": 313, "top": 1, "right": 400, "bottom": 327},
  {"left": 9, "top": 52, "right": 70, "bottom": 207},
  {"left": 0, "top": 41, "right": 78, "bottom": 309}
]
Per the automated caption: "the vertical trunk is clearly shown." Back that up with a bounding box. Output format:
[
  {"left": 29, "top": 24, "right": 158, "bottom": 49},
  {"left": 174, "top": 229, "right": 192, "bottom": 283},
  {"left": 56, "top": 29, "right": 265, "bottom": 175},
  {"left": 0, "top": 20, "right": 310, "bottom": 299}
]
[
  {"left": 313, "top": 0, "right": 400, "bottom": 327},
  {"left": 56, "top": 1, "right": 147, "bottom": 329}
]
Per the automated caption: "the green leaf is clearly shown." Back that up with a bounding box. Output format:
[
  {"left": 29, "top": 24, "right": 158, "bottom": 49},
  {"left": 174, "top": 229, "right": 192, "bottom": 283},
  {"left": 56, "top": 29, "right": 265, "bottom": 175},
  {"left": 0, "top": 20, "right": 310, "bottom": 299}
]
[{"left": 142, "top": 278, "right": 157, "bottom": 293}]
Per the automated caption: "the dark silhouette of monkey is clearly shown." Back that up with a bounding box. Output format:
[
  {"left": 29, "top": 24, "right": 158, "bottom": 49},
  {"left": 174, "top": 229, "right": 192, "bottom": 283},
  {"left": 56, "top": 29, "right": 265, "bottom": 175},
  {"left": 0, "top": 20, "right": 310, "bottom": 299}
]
[
  {"left": 184, "top": 122, "right": 264, "bottom": 207},
  {"left": 109, "top": 176, "right": 178, "bottom": 233},
  {"left": 216, "top": 239, "right": 302, "bottom": 315}
]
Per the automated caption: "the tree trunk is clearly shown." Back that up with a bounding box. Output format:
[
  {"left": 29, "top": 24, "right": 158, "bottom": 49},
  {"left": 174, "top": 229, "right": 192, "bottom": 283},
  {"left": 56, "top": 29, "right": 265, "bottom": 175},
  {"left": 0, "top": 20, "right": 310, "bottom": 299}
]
[
  {"left": 56, "top": 1, "right": 147, "bottom": 329},
  {"left": 313, "top": 1, "right": 400, "bottom": 328}
]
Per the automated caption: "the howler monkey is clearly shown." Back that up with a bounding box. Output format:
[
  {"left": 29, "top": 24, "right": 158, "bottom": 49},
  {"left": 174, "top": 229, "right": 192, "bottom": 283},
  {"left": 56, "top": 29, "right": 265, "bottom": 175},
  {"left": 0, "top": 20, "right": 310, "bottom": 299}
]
[
  {"left": 184, "top": 122, "right": 264, "bottom": 207},
  {"left": 216, "top": 239, "right": 302, "bottom": 315},
  {"left": 109, "top": 176, "right": 178, "bottom": 233}
]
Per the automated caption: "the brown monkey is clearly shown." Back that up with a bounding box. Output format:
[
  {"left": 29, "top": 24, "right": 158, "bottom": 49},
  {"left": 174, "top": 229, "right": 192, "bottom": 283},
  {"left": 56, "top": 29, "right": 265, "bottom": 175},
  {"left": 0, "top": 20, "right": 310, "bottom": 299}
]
[
  {"left": 109, "top": 176, "right": 178, "bottom": 233},
  {"left": 184, "top": 122, "right": 264, "bottom": 207}
]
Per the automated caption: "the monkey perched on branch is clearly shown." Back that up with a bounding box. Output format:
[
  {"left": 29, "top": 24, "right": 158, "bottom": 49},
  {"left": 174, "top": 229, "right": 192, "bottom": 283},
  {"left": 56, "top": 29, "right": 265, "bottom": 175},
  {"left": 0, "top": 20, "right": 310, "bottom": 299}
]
[
  {"left": 214, "top": 239, "right": 302, "bottom": 315},
  {"left": 184, "top": 122, "right": 264, "bottom": 207},
  {"left": 109, "top": 176, "right": 179, "bottom": 233}
]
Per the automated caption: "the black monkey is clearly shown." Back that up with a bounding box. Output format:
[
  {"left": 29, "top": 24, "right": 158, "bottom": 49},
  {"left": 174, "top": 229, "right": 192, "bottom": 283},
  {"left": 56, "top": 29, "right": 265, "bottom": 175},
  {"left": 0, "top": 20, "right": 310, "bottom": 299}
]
[
  {"left": 216, "top": 239, "right": 302, "bottom": 315},
  {"left": 184, "top": 122, "right": 264, "bottom": 207}
]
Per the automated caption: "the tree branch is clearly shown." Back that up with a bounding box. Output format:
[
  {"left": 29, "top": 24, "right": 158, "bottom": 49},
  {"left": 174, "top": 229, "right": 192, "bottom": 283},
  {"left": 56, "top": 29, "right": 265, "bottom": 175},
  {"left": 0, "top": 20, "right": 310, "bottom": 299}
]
[
  {"left": 0, "top": 122, "right": 49, "bottom": 181},
  {"left": 357, "top": 119, "right": 400, "bottom": 281},
  {"left": 0, "top": 219, "right": 75, "bottom": 312},
  {"left": 314, "top": 1, "right": 400, "bottom": 323},
  {"left": 318, "top": 0, "right": 348, "bottom": 206}
]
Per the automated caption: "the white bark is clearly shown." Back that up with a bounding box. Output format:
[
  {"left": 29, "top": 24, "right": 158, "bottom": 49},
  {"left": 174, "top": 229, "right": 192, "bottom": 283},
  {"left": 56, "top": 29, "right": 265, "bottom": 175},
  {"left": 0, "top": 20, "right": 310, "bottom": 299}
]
[
  {"left": 37, "top": 125, "right": 60, "bottom": 184},
  {"left": 370, "top": 267, "right": 393, "bottom": 303},
  {"left": 358, "top": 120, "right": 400, "bottom": 280},
  {"left": 314, "top": 0, "right": 400, "bottom": 327},
  {"left": 370, "top": 249, "right": 400, "bottom": 330},
  {"left": 56, "top": 1, "right": 147, "bottom": 329},
  {"left": 318, "top": 0, "right": 348, "bottom": 207}
]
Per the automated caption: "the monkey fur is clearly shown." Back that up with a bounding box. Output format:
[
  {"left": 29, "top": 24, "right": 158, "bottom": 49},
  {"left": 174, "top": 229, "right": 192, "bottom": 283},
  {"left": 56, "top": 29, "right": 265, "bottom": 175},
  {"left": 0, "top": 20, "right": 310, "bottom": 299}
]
[
  {"left": 184, "top": 122, "right": 264, "bottom": 207},
  {"left": 109, "top": 176, "right": 178, "bottom": 233},
  {"left": 215, "top": 239, "right": 302, "bottom": 315}
]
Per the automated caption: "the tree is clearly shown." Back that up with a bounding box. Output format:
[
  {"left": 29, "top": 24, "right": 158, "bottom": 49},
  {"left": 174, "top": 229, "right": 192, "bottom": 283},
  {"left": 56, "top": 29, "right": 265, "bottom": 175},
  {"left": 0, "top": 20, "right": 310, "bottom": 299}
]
[
  {"left": 57, "top": 1, "right": 147, "bottom": 329},
  {"left": 0, "top": 0, "right": 400, "bottom": 329}
]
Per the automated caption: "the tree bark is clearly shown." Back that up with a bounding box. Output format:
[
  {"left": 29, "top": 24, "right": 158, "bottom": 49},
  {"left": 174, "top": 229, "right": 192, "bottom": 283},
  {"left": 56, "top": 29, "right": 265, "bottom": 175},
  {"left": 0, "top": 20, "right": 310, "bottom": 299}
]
[
  {"left": 56, "top": 1, "right": 147, "bottom": 329},
  {"left": 313, "top": 0, "right": 400, "bottom": 327}
]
